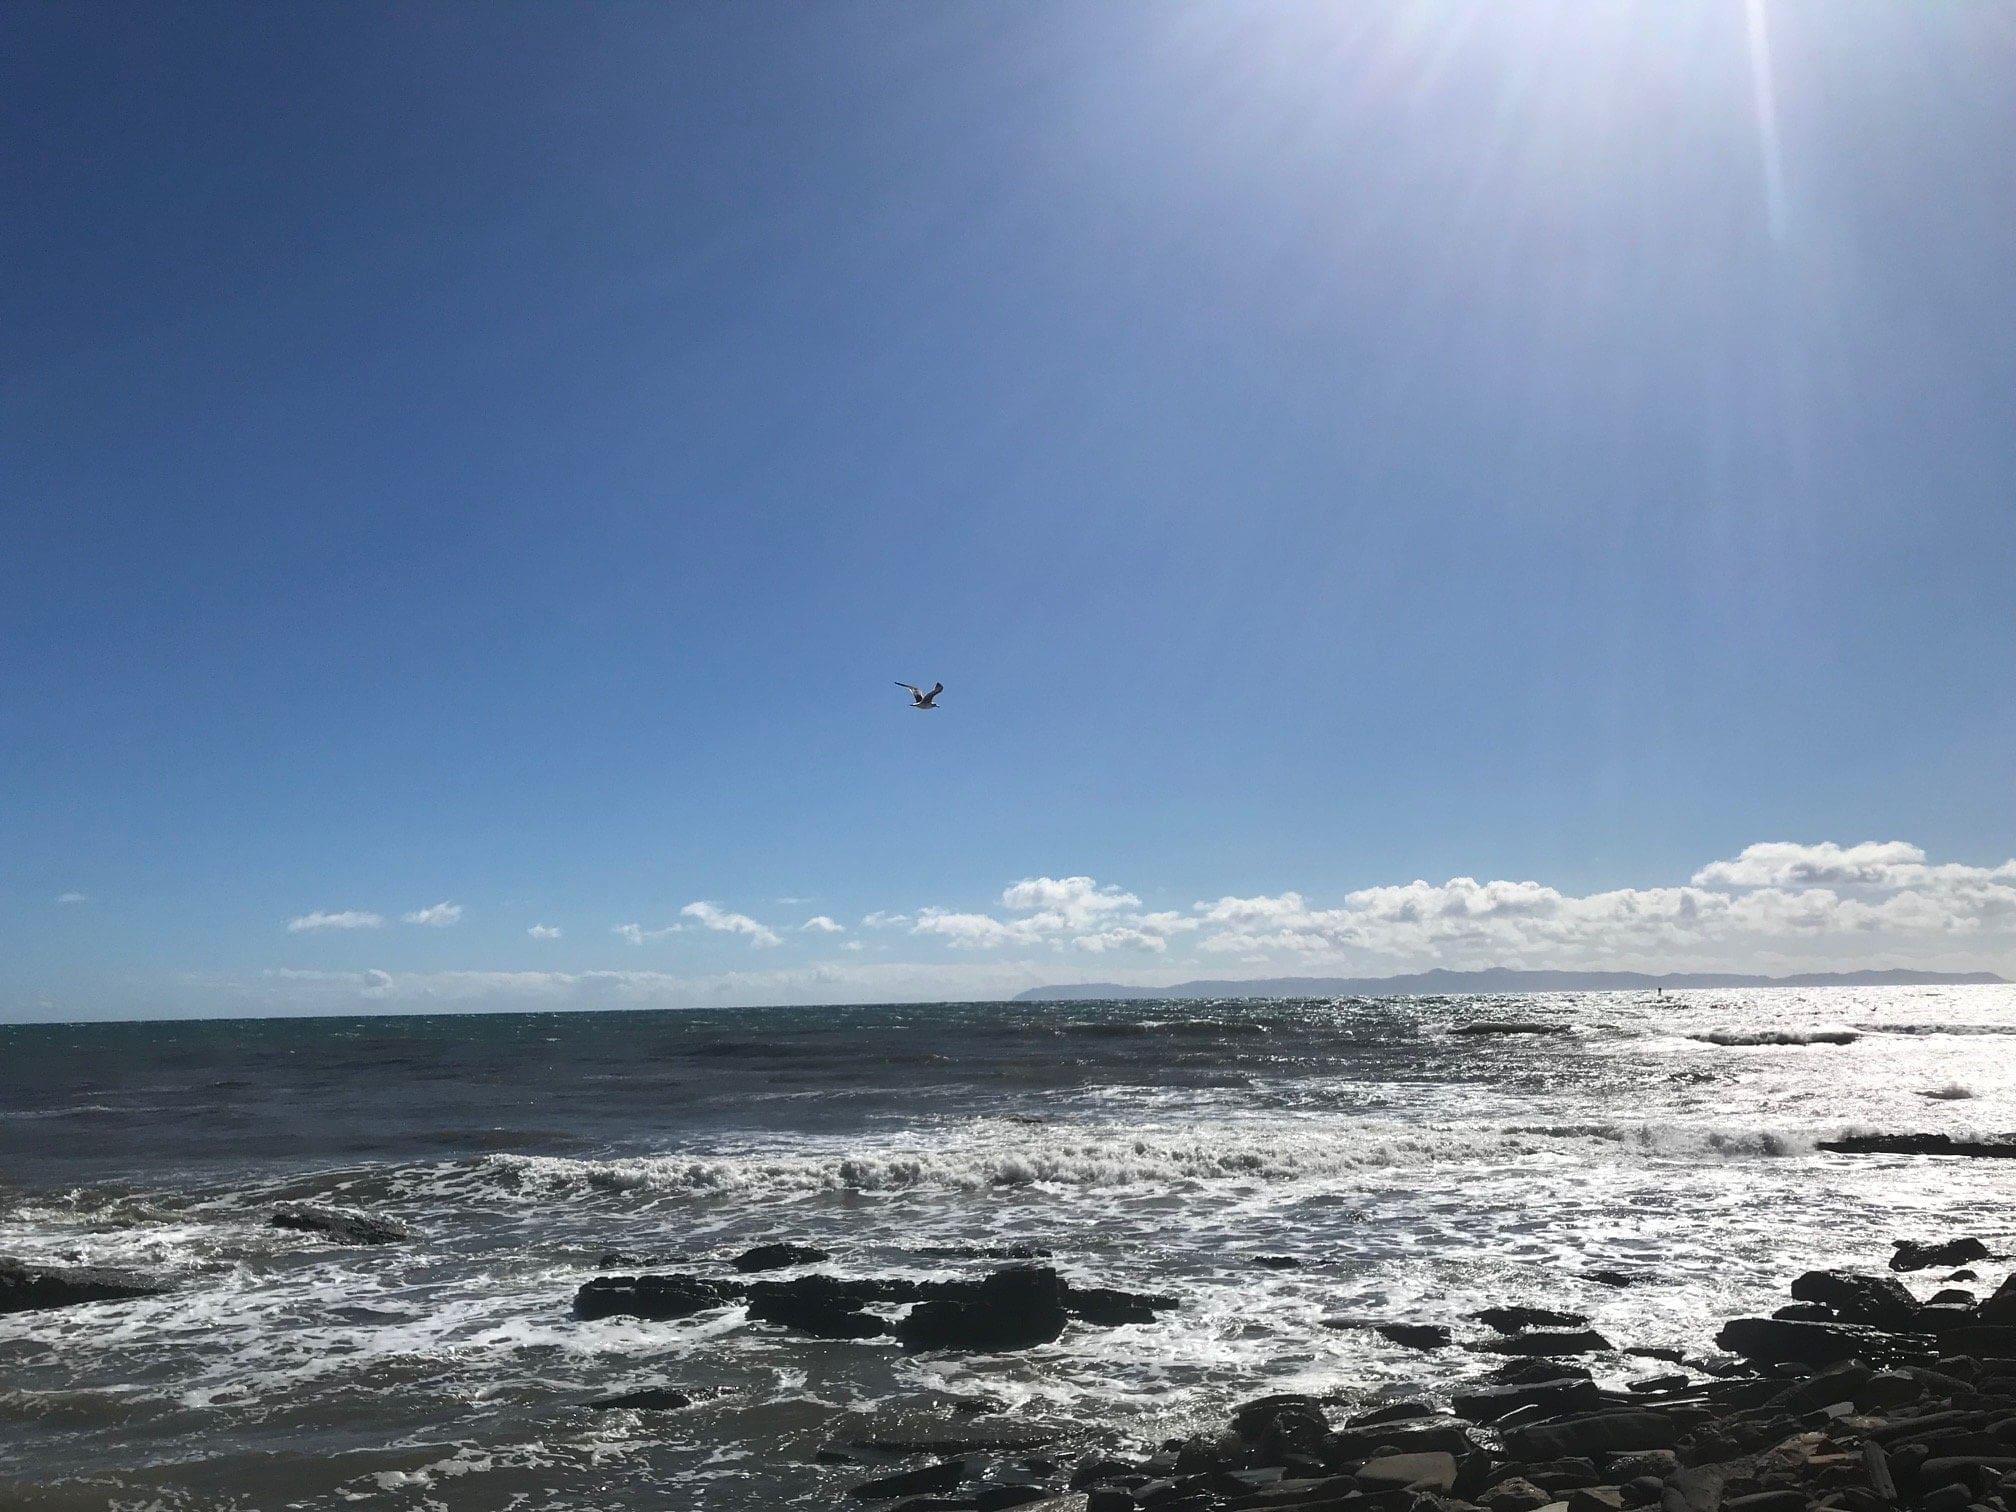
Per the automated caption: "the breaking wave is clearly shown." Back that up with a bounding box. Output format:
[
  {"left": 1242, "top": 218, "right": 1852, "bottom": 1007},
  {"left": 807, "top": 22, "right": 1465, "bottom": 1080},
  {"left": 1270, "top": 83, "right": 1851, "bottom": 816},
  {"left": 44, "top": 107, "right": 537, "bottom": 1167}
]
[{"left": 1688, "top": 1028, "right": 1861, "bottom": 1046}]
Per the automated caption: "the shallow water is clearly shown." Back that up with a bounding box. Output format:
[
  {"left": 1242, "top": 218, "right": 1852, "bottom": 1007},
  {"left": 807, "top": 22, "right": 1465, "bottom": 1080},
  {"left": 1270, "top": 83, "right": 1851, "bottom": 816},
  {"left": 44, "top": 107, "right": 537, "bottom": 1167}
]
[{"left": 2, "top": 987, "right": 2012, "bottom": 1509}]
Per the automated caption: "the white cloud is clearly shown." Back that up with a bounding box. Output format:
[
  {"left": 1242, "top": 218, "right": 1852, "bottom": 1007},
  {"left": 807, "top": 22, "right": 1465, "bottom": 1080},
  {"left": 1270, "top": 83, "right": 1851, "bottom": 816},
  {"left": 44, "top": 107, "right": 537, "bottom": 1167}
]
[
  {"left": 403, "top": 901, "right": 464, "bottom": 927},
  {"left": 862, "top": 911, "right": 912, "bottom": 928},
  {"left": 286, "top": 910, "right": 384, "bottom": 933},
  {"left": 1693, "top": 840, "right": 1929, "bottom": 889},
  {"left": 54, "top": 891, "right": 87, "bottom": 905},
  {"left": 612, "top": 922, "right": 683, "bottom": 945},
  {"left": 800, "top": 915, "right": 844, "bottom": 934},
  {"left": 527, "top": 924, "right": 562, "bottom": 939},
  {"left": 681, "top": 901, "right": 782, "bottom": 948},
  {"left": 1000, "top": 876, "right": 1141, "bottom": 929}
]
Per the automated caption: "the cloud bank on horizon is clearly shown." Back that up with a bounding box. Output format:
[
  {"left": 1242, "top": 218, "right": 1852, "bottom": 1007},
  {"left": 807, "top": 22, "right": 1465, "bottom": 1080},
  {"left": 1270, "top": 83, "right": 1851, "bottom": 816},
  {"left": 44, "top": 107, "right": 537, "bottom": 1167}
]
[{"left": 176, "top": 839, "right": 2016, "bottom": 1017}]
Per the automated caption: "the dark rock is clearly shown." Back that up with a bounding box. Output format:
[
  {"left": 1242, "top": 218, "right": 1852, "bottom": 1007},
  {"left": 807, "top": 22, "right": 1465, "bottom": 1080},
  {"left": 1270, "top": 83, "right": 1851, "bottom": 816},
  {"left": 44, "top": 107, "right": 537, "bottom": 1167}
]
[
  {"left": 1568, "top": 1489, "right": 1628, "bottom": 1512},
  {"left": 898, "top": 1266, "right": 1069, "bottom": 1352},
  {"left": 1930, "top": 1289, "right": 1976, "bottom": 1306},
  {"left": 1852, "top": 1370, "right": 1923, "bottom": 1411},
  {"left": 1789, "top": 1271, "right": 1922, "bottom": 1332},
  {"left": 1773, "top": 1304, "right": 1839, "bottom": 1323},
  {"left": 1233, "top": 1394, "right": 1333, "bottom": 1462},
  {"left": 270, "top": 1202, "right": 412, "bottom": 1245},
  {"left": 0, "top": 1256, "right": 169, "bottom": 1314},
  {"left": 1714, "top": 1317, "right": 1899, "bottom": 1365},
  {"left": 1918, "top": 1459, "right": 2016, "bottom": 1489},
  {"left": 1380, "top": 1323, "right": 1453, "bottom": 1351},
  {"left": 1454, "top": 1376, "right": 1603, "bottom": 1424},
  {"left": 1975, "top": 1275, "right": 2016, "bottom": 1327},
  {"left": 1892, "top": 1239, "right": 1991, "bottom": 1273},
  {"left": 1475, "top": 1306, "right": 1591, "bottom": 1333},
  {"left": 1348, "top": 1402, "right": 1437, "bottom": 1429},
  {"left": 1932, "top": 1326, "right": 2016, "bottom": 1360},
  {"left": 1762, "top": 1361, "right": 1872, "bottom": 1414},
  {"left": 1330, "top": 1415, "right": 1477, "bottom": 1461},
  {"left": 976, "top": 1486, "right": 1060, "bottom": 1510},
  {"left": 746, "top": 1275, "right": 891, "bottom": 1338},
  {"left": 1503, "top": 1413, "right": 1679, "bottom": 1461},
  {"left": 1627, "top": 1374, "right": 1691, "bottom": 1394},
  {"left": 948, "top": 1394, "right": 1008, "bottom": 1416},
  {"left": 1065, "top": 1284, "right": 1179, "bottom": 1327},
  {"left": 732, "top": 1242, "right": 831, "bottom": 1272},
  {"left": 1491, "top": 1357, "right": 1596, "bottom": 1385},
  {"left": 1721, "top": 1494, "right": 1805, "bottom": 1512},
  {"left": 1255, "top": 1255, "right": 1304, "bottom": 1269},
  {"left": 1817, "top": 1135, "right": 2016, "bottom": 1159},
  {"left": 573, "top": 1272, "right": 743, "bottom": 1321},
  {"left": 851, "top": 1460, "right": 969, "bottom": 1500},
  {"left": 1586, "top": 1271, "right": 1644, "bottom": 1288},
  {"left": 1609, "top": 1453, "right": 1680, "bottom": 1482},
  {"left": 915, "top": 1244, "right": 1053, "bottom": 1261},
  {"left": 587, "top": 1386, "right": 692, "bottom": 1410},
  {"left": 1483, "top": 1329, "right": 1615, "bottom": 1356}
]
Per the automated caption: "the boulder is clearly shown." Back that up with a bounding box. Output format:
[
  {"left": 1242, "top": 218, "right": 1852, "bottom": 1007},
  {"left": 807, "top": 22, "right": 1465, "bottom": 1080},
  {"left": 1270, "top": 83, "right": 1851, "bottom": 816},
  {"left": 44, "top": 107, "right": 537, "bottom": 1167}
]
[
  {"left": 1928, "top": 1324, "right": 2016, "bottom": 1359},
  {"left": 1255, "top": 1254, "right": 1304, "bottom": 1269},
  {"left": 1973, "top": 1273, "right": 2016, "bottom": 1326},
  {"left": 1890, "top": 1238, "right": 1990, "bottom": 1273},
  {"left": 1787, "top": 1270, "right": 1921, "bottom": 1331},
  {"left": 1329, "top": 1415, "right": 1476, "bottom": 1461},
  {"left": 732, "top": 1242, "right": 831, "bottom": 1272},
  {"left": 1485, "top": 1478, "right": 1558, "bottom": 1511},
  {"left": 897, "top": 1266, "right": 1069, "bottom": 1352},
  {"left": 1503, "top": 1412, "right": 1678, "bottom": 1461},
  {"left": 1474, "top": 1306, "right": 1590, "bottom": 1333},
  {"left": 1713, "top": 1316, "right": 1897, "bottom": 1365},
  {"left": 574, "top": 1273, "right": 743, "bottom": 1321},
  {"left": 0, "top": 1256, "right": 169, "bottom": 1314},
  {"left": 1357, "top": 1452, "right": 1457, "bottom": 1492},
  {"left": 270, "top": 1202, "right": 412, "bottom": 1245}
]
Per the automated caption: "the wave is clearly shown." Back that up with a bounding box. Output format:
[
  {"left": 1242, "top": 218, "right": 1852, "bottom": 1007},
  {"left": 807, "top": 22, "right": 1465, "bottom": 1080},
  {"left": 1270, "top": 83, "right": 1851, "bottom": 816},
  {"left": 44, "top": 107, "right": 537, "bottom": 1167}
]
[
  {"left": 1687, "top": 1028, "right": 1860, "bottom": 1046},
  {"left": 1919, "top": 1083, "right": 1978, "bottom": 1101}
]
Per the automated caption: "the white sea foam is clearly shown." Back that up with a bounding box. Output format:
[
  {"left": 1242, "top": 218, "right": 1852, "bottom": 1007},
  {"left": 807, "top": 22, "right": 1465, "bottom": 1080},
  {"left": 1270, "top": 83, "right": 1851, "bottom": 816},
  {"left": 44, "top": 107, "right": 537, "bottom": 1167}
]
[{"left": 1688, "top": 1027, "right": 1861, "bottom": 1046}]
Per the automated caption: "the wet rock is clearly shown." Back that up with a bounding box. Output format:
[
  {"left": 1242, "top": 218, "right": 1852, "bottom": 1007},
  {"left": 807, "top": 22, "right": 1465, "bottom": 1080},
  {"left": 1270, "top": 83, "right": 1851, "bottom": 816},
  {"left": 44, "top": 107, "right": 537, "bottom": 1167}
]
[
  {"left": 1788, "top": 1272, "right": 1922, "bottom": 1332},
  {"left": 1761, "top": 1361, "right": 1872, "bottom": 1414},
  {"left": 1330, "top": 1414, "right": 1477, "bottom": 1461},
  {"left": 1255, "top": 1255, "right": 1304, "bottom": 1269},
  {"left": 975, "top": 1487, "right": 1065, "bottom": 1511},
  {"left": 1891, "top": 1239, "right": 1991, "bottom": 1273},
  {"left": 1931, "top": 1325, "right": 2016, "bottom": 1359},
  {"left": 915, "top": 1244, "right": 1053, "bottom": 1261},
  {"left": 1586, "top": 1271, "right": 1645, "bottom": 1289},
  {"left": 1567, "top": 1489, "right": 1627, "bottom": 1512},
  {"left": 1454, "top": 1377, "right": 1603, "bottom": 1424},
  {"left": 1483, "top": 1329, "right": 1615, "bottom": 1356},
  {"left": 1348, "top": 1402, "right": 1437, "bottom": 1428},
  {"left": 0, "top": 1256, "right": 169, "bottom": 1313},
  {"left": 1714, "top": 1317, "right": 1900, "bottom": 1366},
  {"left": 1065, "top": 1284, "right": 1179, "bottom": 1327},
  {"left": 746, "top": 1275, "right": 891, "bottom": 1338},
  {"left": 573, "top": 1272, "right": 743, "bottom": 1321},
  {"left": 1928, "top": 1289, "right": 1975, "bottom": 1306},
  {"left": 587, "top": 1386, "right": 692, "bottom": 1410},
  {"left": 850, "top": 1459, "right": 969, "bottom": 1500},
  {"left": 270, "top": 1202, "right": 412, "bottom": 1245},
  {"left": 1232, "top": 1394, "right": 1333, "bottom": 1461},
  {"left": 1503, "top": 1412, "right": 1679, "bottom": 1461},
  {"left": 1380, "top": 1323, "right": 1453, "bottom": 1351},
  {"left": 1816, "top": 1135, "right": 2016, "bottom": 1159},
  {"left": 1773, "top": 1304, "right": 1838, "bottom": 1322},
  {"left": 1486, "top": 1478, "right": 1558, "bottom": 1511},
  {"left": 898, "top": 1266, "right": 1069, "bottom": 1352},
  {"left": 1475, "top": 1306, "right": 1591, "bottom": 1333},
  {"left": 732, "top": 1242, "right": 831, "bottom": 1272},
  {"left": 1973, "top": 1275, "right": 2016, "bottom": 1327}
]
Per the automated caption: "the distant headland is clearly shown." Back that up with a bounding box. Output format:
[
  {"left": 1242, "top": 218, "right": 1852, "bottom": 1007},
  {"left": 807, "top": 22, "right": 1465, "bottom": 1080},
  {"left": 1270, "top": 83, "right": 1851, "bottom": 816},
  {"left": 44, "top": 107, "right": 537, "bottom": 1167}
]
[{"left": 1013, "top": 965, "right": 2007, "bottom": 1002}]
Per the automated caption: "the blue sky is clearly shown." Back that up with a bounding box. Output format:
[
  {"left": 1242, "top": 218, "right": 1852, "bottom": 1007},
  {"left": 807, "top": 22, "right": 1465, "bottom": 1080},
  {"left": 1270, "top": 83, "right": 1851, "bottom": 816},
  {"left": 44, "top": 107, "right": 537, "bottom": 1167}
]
[{"left": 5, "top": 2, "right": 2013, "bottom": 1019}]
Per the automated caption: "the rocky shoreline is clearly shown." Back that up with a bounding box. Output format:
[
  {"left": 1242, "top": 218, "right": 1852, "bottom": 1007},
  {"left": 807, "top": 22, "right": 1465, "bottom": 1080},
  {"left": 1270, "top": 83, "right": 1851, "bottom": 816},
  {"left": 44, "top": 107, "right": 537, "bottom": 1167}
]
[
  {"left": 8, "top": 1207, "right": 2016, "bottom": 1512},
  {"left": 765, "top": 1233, "right": 2016, "bottom": 1511}
]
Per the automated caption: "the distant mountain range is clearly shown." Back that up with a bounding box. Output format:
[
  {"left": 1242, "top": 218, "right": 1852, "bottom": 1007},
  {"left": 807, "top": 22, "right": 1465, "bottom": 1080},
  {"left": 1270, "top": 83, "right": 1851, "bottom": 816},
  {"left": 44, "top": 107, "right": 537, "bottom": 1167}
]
[{"left": 1012, "top": 966, "right": 2007, "bottom": 1002}]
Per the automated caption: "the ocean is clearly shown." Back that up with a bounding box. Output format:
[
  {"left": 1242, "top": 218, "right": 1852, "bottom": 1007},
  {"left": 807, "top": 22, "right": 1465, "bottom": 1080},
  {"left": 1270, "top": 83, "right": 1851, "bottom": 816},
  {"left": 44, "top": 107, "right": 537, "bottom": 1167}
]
[{"left": 2, "top": 987, "right": 2012, "bottom": 1509}]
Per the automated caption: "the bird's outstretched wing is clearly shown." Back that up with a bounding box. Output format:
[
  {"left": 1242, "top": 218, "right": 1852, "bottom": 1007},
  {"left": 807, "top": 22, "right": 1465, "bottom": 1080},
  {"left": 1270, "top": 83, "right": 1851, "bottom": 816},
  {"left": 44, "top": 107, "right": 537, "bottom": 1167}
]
[
  {"left": 927, "top": 682, "right": 943, "bottom": 697},
  {"left": 895, "top": 682, "right": 922, "bottom": 696}
]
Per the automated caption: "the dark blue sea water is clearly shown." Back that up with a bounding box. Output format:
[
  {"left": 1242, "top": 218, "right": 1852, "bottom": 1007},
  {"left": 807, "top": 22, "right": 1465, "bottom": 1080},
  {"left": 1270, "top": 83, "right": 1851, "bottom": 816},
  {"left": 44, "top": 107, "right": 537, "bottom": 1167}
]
[{"left": 2, "top": 988, "right": 2012, "bottom": 1509}]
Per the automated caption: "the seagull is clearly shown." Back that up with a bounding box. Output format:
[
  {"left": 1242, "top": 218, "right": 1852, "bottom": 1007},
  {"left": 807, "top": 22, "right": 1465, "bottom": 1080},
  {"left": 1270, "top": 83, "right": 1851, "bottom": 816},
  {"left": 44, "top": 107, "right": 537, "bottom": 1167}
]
[{"left": 896, "top": 680, "right": 943, "bottom": 709}]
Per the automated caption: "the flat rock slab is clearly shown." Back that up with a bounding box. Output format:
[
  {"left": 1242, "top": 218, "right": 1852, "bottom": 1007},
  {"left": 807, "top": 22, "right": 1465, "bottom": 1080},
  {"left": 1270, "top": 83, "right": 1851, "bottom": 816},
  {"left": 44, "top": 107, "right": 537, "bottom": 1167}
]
[
  {"left": 0, "top": 1256, "right": 169, "bottom": 1314},
  {"left": 1356, "top": 1452, "right": 1456, "bottom": 1492}
]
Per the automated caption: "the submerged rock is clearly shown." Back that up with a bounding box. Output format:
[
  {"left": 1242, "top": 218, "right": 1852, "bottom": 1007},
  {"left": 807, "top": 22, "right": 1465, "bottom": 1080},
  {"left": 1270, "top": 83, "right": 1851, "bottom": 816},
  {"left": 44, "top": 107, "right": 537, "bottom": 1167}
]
[
  {"left": 269, "top": 1203, "right": 412, "bottom": 1246},
  {"left": 745, "top": 1275, "right": 891, "bottom": 1338},
  {"left": 1450, "top": 1021, "right": 1572, "bottom": 1036},
  {"left": 1377, "top": 1322, "right": 1452, "bottom": 1351},
  {"left": 1481, "top": 1328, "right": 1614, "bottom": 1356},
  {"left": 587, "top": 1386, "right": 692, "bottom": 1410},
  {"left": 0, "top": 1256, "right": 169, "bottom": 1314}
]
